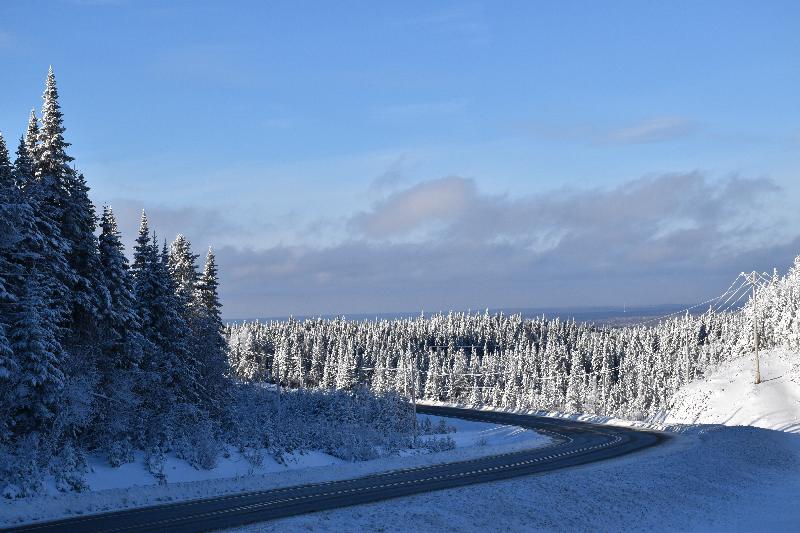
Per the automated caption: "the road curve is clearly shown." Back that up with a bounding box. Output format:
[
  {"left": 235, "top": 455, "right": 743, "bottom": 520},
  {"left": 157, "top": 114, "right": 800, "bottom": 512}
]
[{"left": 5, "top": 405, "right": 667, "bottom": 533}]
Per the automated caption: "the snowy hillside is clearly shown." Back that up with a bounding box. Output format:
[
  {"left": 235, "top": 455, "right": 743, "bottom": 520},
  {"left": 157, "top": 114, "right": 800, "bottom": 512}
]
[{"left": 664, "top": 347, "right": 800, "bottom": 432}]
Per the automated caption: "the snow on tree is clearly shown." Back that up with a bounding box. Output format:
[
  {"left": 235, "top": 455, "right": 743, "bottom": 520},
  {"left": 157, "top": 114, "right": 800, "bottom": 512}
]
[
  {"left": 565, "top": 346, "right": 584, "bottom": 413},
  {"left": 0, "top": 132, "right": 19, "bottom": 307},
  {"left": 33, "top": 69, "right": 106, "bottom": 346},
  {"left": 194, "top": 248, "right": 230, "bottom": 409},
  {"left": 227, "top": 262, "right": 800, "bottom": 420},
  {"left": 7, "top": 279, "right": 65, "bottom": 435},
  {"left": 98, "top": 207, "right": 143, "bottom": 370},
  {"left": 89, "top": 206, "right": 144, "bottom": 460},
  {"left": 168, "top": 234, "right": 199, "bottom": 313},
  {"left": 0, "top": 69, "right": 246, "bottom": 495},
  {"left": 19, "top": 73, "right": 74, "bottom": 331},
  {"left": 10, "top": 110, "right": 39, "bottom": 193},
  {"left": 34, "top": 68, "right": 73, "bottom": 182}
]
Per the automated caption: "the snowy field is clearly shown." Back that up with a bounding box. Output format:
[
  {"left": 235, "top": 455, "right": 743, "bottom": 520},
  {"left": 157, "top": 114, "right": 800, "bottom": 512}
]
[
  {"left": 229, "top": 348, "right": 800, "bottom": 532},
  {"left": 0, "top": 415, "right": 550, "bottom": 527}
]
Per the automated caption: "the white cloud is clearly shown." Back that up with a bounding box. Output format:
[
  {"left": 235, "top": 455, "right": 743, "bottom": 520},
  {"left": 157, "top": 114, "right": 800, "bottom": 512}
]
[
  {"left": 215, "top": 172, "right": 794, "bottom": 317},
  {"left": 349, "top": 176, "right": 475, "bottom": 239}
]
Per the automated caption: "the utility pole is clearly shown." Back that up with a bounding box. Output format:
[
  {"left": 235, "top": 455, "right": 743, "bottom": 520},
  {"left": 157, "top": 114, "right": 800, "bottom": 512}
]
[
  {"left": 749, "top": 271, "right": 761, "bottom": 385},
  {"left": 274, "top": 353, "right": 282, "bottom": 410},
  {"left": 685, "top": 311, "right": 691, "bottom": 383},
  {"left": 410, "top": 352, "right": 418, "bottom": 445}
]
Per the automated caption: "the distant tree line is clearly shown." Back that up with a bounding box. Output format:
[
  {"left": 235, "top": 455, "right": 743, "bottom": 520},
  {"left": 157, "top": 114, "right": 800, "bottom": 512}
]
[{"left": 227, "top": 259, "right": 800, "bottom": 420}]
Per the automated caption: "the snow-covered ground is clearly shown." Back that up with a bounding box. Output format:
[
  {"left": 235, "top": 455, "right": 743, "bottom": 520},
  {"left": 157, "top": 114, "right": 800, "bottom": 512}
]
[
  {"left": 413, "top": 414, "right": 541, "bottom": 449},
  {"left": 0, "top": 414, "right": 550, "bottom": 527},
  {"left": 230, "top": 348, "right": 800, "bottom": 532},
  {"left": 662, "top": 346, "right": 800, "bottom": 432},
  {"left": 6, "top": 349, "right": 798, "bottom": 531}
]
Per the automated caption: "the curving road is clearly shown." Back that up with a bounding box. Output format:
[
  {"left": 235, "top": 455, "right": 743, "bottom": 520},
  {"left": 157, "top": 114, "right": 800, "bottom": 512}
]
[{"left": 5, "top": 405, "right": 667, "bottom": 533}]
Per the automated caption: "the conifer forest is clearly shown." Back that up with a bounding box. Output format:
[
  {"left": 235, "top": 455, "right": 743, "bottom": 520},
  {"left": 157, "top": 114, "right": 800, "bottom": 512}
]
[
  {"left": 227, "top": 265, "right": 800, "bottom": 420},
  {"left": 0, "top": 70, "right": 413, "bottom": 498}
]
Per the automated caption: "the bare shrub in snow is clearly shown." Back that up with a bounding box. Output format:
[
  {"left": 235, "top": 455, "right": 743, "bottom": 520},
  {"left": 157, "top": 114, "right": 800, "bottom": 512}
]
[{"left": 420, "top": 435, "right": 456, "bottom": 453}]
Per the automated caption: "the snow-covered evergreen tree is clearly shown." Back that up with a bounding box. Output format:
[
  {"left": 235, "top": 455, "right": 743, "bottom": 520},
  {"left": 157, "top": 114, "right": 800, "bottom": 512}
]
[
  {"left": 98, "top": 207, "right": 142, "bottom": 371},
  {"left": 87, "top": 207, "right": 144, "bottom": 459},
  {"left": 168, "top": 234, "right": 199, "bottom": 313},
  {"left": 34, "top": 69, "right": 106, "bottom": 348},
  {"left": 565, "top": 346, "right": 584, "bottom": 413},
  {"left": 0, "top": 132, "right": 18, "bottom": 307},
  {"left": 194, "top": 248, "right": 229, "bottom": 409},
  {"left": 16, "top": 111, "right": 38, "bottom": 191},
  {"left": 7, "top": 279, "right": 65, "bottom": 435},
  {"left": 13, "top": 75, "right": 74, "bottom": 349},
  {"left": 1, "top": 70, "right": 238, "bottom": 493},
  {"left": 159, "top": 237, "right": 202, "bottom": 406},
  {"left": 0, "top": 132, "right": 20, "bottom": 394},
  {"left": 2, "top": 127, "right": 64, "bottom": 444}
]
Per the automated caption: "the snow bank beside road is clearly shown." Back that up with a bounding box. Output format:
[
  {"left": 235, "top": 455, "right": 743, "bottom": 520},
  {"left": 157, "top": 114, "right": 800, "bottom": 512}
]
[
  {"left": 78, "top": 414, "right": 542, "bottom": 493},
  {"left": 0, "top": 415, "right": 550, "bottom": 527}
]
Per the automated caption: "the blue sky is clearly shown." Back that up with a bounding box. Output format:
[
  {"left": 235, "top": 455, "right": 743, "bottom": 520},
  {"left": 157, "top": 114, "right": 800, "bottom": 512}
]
[{"left": 1, "top": 1, "right": 799, "bottom": 317}]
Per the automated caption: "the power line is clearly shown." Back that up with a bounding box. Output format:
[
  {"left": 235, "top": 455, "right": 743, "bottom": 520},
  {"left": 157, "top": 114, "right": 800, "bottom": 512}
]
[{"left": 626, "top": 273, "right": 746, "bottom": 328}]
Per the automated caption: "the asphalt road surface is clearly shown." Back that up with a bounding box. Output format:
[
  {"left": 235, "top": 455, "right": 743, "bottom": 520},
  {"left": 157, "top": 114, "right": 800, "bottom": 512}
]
[{"left": 5, "top": 405, "right": 667, "bottom": 533}]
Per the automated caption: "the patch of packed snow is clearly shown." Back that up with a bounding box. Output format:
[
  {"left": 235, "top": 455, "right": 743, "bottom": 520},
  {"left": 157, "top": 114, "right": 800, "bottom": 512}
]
[{"left": 0, "top": 415, "right": 551, "bottom": 527}]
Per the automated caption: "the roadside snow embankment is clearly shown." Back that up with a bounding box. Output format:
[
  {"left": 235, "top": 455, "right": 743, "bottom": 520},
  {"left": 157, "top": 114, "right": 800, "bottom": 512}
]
[{"left": 0, "top": 415, "right": 550, "bottom": 527}]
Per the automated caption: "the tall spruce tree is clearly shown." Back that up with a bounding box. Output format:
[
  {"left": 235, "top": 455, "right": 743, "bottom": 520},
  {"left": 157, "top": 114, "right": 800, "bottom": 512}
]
[
  {"left": 131, "top": 211, "right": 158, "bottom": 355},
  {"left": 93, "top": 207, "right": 143, "bottom": 457},
  {"left": 23, "top": 73, "right": 73, "bottom": 329},
  {"left": 131, "top": 227, "right": 182, "bottom": 443},
  {"left": 168, "top": 235, "right": 199, "bottom": 312},
  {"left": 98, "top": 207, "right": 142, "bottom": 372},
  {"left": 159, "top": 238, "right": 201, "bottom": 406},
  {"left": 36, "top": 68, "right": 106, "bottom": 346},
  {"left": 18, "top": 110, "right": 39, "bottom": 191},
  {"left": 194, "top": 248, "right": 229, "bottom": 411},
  {"left": 34, "top": 69, "right": 72, "bottom": 184}
]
